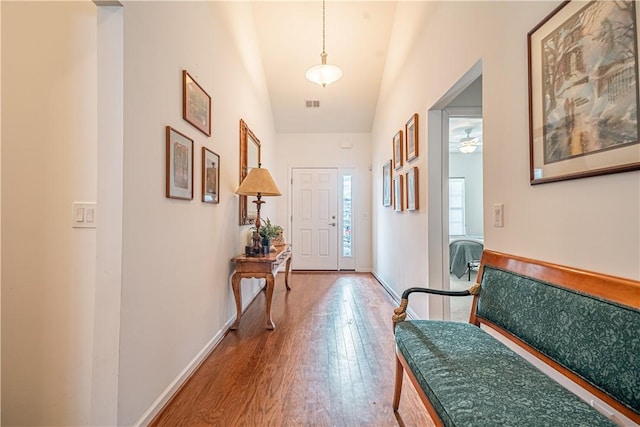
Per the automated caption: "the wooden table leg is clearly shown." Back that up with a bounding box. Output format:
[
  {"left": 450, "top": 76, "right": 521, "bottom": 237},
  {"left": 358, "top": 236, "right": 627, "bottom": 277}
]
[
  {"left": 284, "top": 256, "right": 292, "bottom": 291},
  {"left": 231, "top": 273, "right": 242, "bottom": 330},
  {"left": 265, "top": 273, "right": 276, "bottom": 330}
]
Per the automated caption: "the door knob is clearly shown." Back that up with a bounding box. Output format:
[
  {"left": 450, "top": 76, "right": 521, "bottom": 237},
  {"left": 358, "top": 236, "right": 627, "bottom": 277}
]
[{"left": 329, "top": 222, "right": 336, "bottom": 227}]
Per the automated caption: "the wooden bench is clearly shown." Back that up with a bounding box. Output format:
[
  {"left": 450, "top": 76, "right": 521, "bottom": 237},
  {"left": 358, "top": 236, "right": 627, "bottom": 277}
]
[{"left": 392, "top": 250, "right": 640, "bottom": 426}]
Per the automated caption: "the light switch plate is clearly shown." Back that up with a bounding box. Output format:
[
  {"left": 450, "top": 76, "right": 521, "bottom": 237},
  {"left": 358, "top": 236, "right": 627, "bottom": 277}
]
[
  {"left": 72, "top": 202, "right": 97, "bottom": 228},
  {"left": 493, "top": 203, "right": 504, "bottom": 228}
]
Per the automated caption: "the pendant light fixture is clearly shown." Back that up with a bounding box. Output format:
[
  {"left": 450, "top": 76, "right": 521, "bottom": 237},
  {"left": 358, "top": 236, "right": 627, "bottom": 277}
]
[{"left": 305, "top": 0, "right": 342, "bottom": 87}]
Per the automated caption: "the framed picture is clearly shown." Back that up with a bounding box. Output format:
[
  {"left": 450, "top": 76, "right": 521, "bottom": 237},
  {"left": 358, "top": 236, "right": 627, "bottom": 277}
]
[
  {"left": 393, "top": 130, "right": 403, "bottom": 170},
  {"left": 183, "top": 70, "right": 211, "bottom": 137},
  {"left": 405, "top": 113, "right": 419, "bottom": 162},
  {"left": 528, "top": 0, "right": 640, "bottom": 184},
  {"left": 202, "top": 147, "right": 220, "bottom": 204},
  {"left": 393, "top": 175, "right": 404, "bottom": 212},
  {"left": 166, "top": 126, "right": 194, "bottom": 200},
  {"left": 382, "top": 160, "right": 392, "bottom": 206},
  {"left": 406, "top": 167, "right": 419, "bottom": 211}
]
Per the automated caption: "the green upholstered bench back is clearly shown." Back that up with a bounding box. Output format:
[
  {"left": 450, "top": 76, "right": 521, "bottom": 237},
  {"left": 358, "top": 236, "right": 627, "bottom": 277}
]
[{"left": 475, "top": 266, "right": 640, "bottom": 417}]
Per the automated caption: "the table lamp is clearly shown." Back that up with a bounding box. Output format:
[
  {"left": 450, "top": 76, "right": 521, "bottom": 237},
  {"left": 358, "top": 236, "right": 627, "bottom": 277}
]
[{"left": 236, "top": 164, "right": 281, "bottom": 255}]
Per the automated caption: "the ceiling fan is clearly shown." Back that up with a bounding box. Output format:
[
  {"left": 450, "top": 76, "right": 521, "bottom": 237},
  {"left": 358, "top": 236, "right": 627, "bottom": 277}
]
[{"left": 458, "top": 128, "right": 481, "bottom": 154}]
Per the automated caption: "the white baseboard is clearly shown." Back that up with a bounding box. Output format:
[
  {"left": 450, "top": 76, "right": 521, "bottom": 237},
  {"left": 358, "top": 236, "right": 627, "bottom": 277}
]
[
  {"left": 133, "top": 315, "right": 235, "bottom": 427},
  {"left": 371, "top": 271, "right": 418, "bottom": 320}
]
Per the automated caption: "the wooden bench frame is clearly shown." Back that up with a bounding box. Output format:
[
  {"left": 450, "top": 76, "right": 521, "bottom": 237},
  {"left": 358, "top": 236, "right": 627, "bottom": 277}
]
[{"left": 392, "top": 250, "right": 640, "bottom": 425}]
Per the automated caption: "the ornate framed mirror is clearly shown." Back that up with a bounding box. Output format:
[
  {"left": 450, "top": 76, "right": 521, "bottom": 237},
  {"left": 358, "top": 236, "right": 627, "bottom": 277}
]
[{"left": 239, "top": 119, "right": 261, "bottom": 225}]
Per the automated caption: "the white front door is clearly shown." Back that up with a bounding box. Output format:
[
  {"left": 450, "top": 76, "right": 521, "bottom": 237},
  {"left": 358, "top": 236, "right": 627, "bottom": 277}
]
[{"left": 291, "top": 168, "right": 338, "bottom": 270}]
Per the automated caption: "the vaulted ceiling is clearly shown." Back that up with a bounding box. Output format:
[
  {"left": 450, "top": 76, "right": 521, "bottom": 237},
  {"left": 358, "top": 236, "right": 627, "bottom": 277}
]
[
  {"left": 251, "top": 1, "right": 484, "bottom": 151},
  {"left": 252, "top": 1, "right": 397, "bottom": 134}
]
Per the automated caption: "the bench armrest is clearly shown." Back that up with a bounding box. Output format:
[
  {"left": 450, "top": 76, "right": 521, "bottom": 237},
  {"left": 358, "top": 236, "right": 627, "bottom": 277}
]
[{"left": 392, "top": 284, "right": 480, "bottom": 326}]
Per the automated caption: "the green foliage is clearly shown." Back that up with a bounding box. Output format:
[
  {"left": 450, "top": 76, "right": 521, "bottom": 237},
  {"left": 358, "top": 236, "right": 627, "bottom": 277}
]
[{"left": 252, "top": 217, "right": 283, "bottom": 239}]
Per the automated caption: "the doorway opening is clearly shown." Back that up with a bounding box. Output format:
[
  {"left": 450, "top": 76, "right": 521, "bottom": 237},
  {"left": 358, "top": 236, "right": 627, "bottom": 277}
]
[
  {"left": 447, "top": 112, "right": 483, "bottom": 322},
  {"left": 426, "top": 60, "right": 483, "bottom": 321}
]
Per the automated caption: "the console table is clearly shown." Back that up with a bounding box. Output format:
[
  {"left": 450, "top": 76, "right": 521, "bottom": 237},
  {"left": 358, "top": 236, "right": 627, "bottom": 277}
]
[{"left": 230, "top": 244, "right": 292, "bottom": 330}]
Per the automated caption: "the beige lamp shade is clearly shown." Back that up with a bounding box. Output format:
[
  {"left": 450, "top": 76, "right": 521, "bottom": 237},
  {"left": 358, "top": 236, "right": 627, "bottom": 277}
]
[{"left": 236, "top": 167, "right": 282, "bottom": 196}]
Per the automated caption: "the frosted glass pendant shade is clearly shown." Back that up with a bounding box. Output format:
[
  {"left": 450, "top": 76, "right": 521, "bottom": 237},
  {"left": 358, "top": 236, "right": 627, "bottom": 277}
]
[
  {"left": 306, "top": 52, "right": 342, "bottom": 87},
  {"left": 306, "top": 63, "right": 343, "bottom": 87}
]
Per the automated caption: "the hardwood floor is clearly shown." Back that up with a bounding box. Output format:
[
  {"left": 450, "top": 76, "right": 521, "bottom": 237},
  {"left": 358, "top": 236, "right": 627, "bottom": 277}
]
[{"left": 151, "top": 272, "right": 434, "bottom": 427}]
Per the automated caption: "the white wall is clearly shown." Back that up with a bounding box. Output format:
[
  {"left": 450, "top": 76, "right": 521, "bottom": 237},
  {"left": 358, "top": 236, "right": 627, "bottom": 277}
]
[
  {"left": 372, "top": 1, "right": 640, "bottom": 319},
  {"left": 2, "top": 1, "right": 276, "bottom": 425},
  {"left": 92, "top": 5, "right": 123, "bottom": 425},
  {"left": 118, "top": 2, "right": 275, "bottom": 425},
  {"left": 1, "top": 2, "right": 98, "bottom": 425},
  {"left": 275, "top": 133, "right": 372, "bottom": 271}
]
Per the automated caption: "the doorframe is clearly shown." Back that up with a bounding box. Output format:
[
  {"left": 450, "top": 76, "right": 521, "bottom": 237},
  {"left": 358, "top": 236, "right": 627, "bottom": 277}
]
[{"left": 426, "top": 60, "right": 482, "bottom": 320}]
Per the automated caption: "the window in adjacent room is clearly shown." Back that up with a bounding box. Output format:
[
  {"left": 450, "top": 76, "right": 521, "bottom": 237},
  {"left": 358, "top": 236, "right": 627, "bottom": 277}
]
[{"left": 449, "top": 178, "right": 466, "bottom": 236}]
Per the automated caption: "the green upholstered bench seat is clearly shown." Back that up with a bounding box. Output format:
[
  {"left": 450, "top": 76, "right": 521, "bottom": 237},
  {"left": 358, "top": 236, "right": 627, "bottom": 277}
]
[
  {"left": 392, "top": 250, "right": 640, "bottom": 426},
  {"left": 395, "top": 321, "right": 616, "bottom": 427}
]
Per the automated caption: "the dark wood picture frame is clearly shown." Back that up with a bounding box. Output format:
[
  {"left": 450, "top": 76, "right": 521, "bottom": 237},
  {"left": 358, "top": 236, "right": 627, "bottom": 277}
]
[
  {"left": 393, "top": 130, "right": 404, "bottom": 170},
  {"left": 528, "top": 0, "right": 640, "bottom": 184},
  {"left": 202, "top": 147, "right": 220, "bottom": 204},
  {"left": 183, "top": 70, "right": 212, "bottom": 137},
  {"left": 405, "top": 113, "right": 419, "bottom": 162},
  {"left": 166, "top": 126, "right": 194, "bottom": 200}
]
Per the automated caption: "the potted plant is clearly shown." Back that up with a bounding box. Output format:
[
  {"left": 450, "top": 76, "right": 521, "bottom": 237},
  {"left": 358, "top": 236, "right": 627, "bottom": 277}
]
[{"left": 251, "top": 218, "right": 283, "bottom": 251}]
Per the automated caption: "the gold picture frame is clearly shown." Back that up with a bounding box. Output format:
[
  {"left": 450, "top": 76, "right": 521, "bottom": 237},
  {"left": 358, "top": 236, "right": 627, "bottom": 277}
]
[
  {"left": 393, "top": 130, "right": 403, "bottom": 170},
  {"left": 406, "top": 167, "right": 419, "bottom": 211},
  {"left": 405, "top": 113, "right": 419, "bottom": 162},
  {"left": 239, "top": 119, "right": 261, "bottom": 225}
]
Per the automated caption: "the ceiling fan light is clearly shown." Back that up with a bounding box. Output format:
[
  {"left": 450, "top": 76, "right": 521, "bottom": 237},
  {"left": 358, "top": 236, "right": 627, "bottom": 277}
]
[
  {"left": 305, "top": 63, "right": 343, "bottom": 87},
  {"left": 458, "top": 127, "right": 478, "bottom": 154},
  {"left": 458, "top": 142, "right": 477, "bottom": 154}
]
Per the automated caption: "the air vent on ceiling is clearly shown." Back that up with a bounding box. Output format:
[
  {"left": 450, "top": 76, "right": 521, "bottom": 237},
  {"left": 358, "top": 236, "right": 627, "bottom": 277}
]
[{"left": 305, "top": 100, "right": 320, "bottom": 108}]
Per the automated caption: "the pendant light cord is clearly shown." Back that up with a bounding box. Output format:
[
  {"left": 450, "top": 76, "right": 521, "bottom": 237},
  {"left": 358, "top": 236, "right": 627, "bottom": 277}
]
[{"left": 322, "top": 0, "right": 326, "bottom": 55}]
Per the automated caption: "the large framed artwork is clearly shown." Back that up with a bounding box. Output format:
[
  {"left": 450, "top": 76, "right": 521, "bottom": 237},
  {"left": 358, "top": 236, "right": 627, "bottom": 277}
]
[
  {"left": 202, "top": 147, "right": 220, "bottom": 204},
  {"left": 383, "top": 160, "right": 392, "bottom": 206},
  {"left": 393, "top": 130, "right": 403, "bottom": 170},
  {"left": 183, "top": 70, "right": 212, "bottom": 137},
  {"left": 166, "top": 126, "right": 194, "bottom": 200},
  {"left": 528, "top": 0, "right": 640, "bottom": 184}
]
